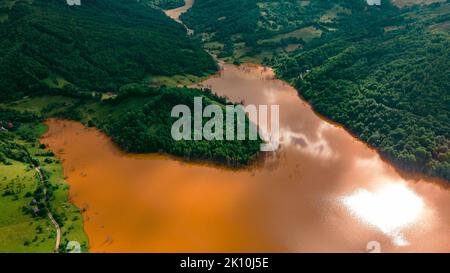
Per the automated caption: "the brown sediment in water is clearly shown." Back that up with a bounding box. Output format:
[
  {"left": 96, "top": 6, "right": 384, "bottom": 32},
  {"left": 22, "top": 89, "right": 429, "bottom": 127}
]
[
  {"left": 41, "top": 63, "right": 450, "bottom": 253},
  {"left": 164, "top": 0, "right": 194, "bottom": 34}
]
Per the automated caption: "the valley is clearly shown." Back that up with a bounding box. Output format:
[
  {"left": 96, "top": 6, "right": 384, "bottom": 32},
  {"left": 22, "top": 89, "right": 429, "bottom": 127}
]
[{"left": 0, "top": 0, "right": 448, "bottom": 253}]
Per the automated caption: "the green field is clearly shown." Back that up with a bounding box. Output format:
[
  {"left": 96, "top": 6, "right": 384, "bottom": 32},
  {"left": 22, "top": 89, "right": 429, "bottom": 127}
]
[
  {"left": 0, "top": 161, "right": 53, "bottom": 253},
  {"left": 260, "top": 26, "right": 323, "bottom": 44},
  {"left": 41, "top": 76, "right": 70, "bottom": 90},
  {"left": 147, "top": 74, "right": 210, "bottom": 88},
  {"left": 0, "top": 116, "right": 88, "bottom": 253},
  {"left": 393, "top": 0, "right": 446, "bottom": 7}
]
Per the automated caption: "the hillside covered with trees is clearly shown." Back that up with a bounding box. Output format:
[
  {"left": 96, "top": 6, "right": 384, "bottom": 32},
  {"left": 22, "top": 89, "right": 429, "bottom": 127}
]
[
  {"left": 0, "top": 0, "right": 217, "bottom": 102},
  {"left": 273, "top": 0, "right": 450, "bottom": 180},
  {"left": 0, "top": 0, "right": 263, "bottom": 252},
  {"left": 0, "top": 0, "right": 261, "bottom": 165},
  {"left": 181, "top": 0, "right": 351, "bottom": 61},
  {"left": 181, "top": 0, "right": 449, "bottom": 181},
  {"left": 146, "top": 0, "right": 186, "bottom": 10},
  {"left": 2, "top": 86, "right": 262, "bottom": 166}
]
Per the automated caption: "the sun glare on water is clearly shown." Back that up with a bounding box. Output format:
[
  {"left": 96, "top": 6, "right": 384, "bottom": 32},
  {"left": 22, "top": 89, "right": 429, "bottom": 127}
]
[{"left": 342, "top": 183, "right": 425, "bottom": 246}]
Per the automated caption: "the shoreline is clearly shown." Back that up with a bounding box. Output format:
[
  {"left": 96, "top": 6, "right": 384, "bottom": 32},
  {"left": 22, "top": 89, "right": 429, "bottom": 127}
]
[{"left": 41, "top": 62, "right": 450, "bottom": 252}]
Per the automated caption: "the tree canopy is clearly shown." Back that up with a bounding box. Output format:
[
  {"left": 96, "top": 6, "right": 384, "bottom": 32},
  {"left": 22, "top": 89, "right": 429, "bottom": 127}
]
[{"left": 0, "top": 0, "right": 217, "bottom": 101}]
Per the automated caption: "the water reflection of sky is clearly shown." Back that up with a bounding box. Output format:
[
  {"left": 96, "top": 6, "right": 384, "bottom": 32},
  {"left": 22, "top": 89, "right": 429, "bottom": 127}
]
[
  {"left": 202, "top": 64, "right": 445, "bottom": 252},
  {"left": 342, "top": 183, "right": 425, "bottom": 246},
  {"left": 43, "top": 63, "right": 450, "bottom": 252}
]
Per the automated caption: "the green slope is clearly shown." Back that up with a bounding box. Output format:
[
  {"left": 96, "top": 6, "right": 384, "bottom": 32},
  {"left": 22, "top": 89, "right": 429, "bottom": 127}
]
[
  {"left": 273, "top": 0, "right": 450, "bottom": 181},
  {"left": 180, "top": 0, "right": 450, "bottom": 181},
  {"left": 0, "top": 0, "right": 217, "bottom": 101}
]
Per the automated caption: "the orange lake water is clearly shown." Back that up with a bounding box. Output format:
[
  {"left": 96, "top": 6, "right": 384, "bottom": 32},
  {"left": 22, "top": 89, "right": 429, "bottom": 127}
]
[{"left": 41, "top": 63, "right": 450, "bottom": 253}]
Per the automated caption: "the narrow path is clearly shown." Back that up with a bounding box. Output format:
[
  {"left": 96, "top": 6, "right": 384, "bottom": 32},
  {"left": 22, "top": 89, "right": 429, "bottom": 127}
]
[{"left": 35, "top": 166, "right": 61, "bottom": 253}]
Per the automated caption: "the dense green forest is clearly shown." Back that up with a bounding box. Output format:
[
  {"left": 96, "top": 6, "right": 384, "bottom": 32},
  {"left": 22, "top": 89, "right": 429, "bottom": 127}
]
[
  {"left": 272, "top": 0, "right": 450, "bottom": 180},
  {"left": 98, "top": 87, "right": 262, "bottom": 165},
  {"left": 0, "top": 0, "right": 216, "bottom": 102},
  {"left": 182, "top": 0, "right": 450, "bottom": 181},
  {"left": 0, "top": 0, "right": 260, "bottom": 166},
  {"left": 181, "top": 0, "right": 349, "bottom": 60},
  {"left": 3, "top": 88, "right": 262, "bottom": 166},
  {"left": 182, "top": 0, "right": 340, "bottom": 41},
  {"left": 181, "top": 0, "right": 259, "bottom": 42},
  {"left": 98, "top": 86, "right": 261, "bottom": 166}
]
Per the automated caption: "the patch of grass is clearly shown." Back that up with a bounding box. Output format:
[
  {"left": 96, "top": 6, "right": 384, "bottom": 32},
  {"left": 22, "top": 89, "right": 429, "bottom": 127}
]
[
  {"left": 0, "top": 120, "right": 89, "bottom": 252},
  {"left": 319, "top": 5, "right": 351, "bottom": 23},
  {"left": 261, "top": 26, "right": 322, "bottom": 44},
  {"left": 393, "top": 0, "right": 445, "bottom": 8},
  {"left": 239, "top": 50, "right": 274, "bottom": 64},
  {"left": 41, "top": 76, "right": 70, "bottom": 89},
  {"left": 203, "top": 41, "right": 224, "bottom": 56},
  {"left": 1, "top": 96, "right": 76, "bottom": 115},
  {"left": 0, "top": 161, "right": 55, "bottom": 253},
  {"left": 147, "top": 74, "right": 209, "bottom": 87},
  {"left": 430, "top": 21, "right": 450, "bottom": 33}
]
